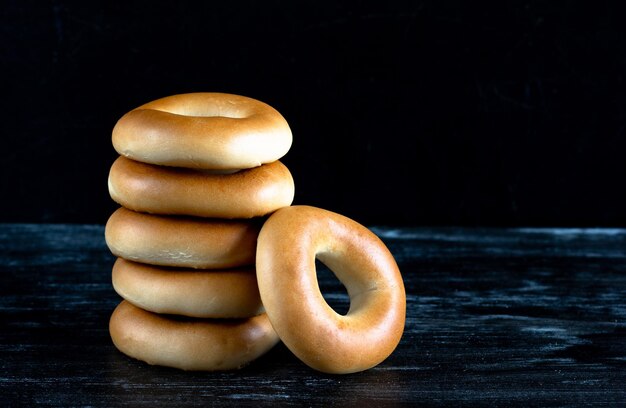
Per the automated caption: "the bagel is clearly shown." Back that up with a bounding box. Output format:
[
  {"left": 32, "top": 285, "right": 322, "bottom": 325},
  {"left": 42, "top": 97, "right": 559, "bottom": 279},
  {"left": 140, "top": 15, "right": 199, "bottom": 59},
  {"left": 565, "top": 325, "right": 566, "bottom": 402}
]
[
  {"left": 256, "top": 205, "right": 406, "bottom": 374},
  {"left": 112, "top": 258, "right": 263, "bottom": 318},
  {"left": 109, "top": 301, "right": 279, "bottom": 371},
  {"left": 112, "top": 92, "right": 292, "bottom": 170},
  {"left": 105, "top": 207, "right": 260, "bottom": 268},
  {"left": 108, "top": 156, "right": 295, "bottom": 219}
]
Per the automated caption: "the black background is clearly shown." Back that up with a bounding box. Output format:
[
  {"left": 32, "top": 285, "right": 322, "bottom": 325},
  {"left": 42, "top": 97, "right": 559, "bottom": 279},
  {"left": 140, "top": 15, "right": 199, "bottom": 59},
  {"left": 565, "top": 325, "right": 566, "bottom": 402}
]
[{"left": 1, "top": 0, "right": 625, "bottom": 226}]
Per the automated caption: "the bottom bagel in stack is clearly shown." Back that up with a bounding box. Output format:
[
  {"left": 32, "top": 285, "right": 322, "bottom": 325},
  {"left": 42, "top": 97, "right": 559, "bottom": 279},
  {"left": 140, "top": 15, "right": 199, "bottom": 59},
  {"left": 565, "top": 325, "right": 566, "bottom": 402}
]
[{"left": 109, "top": 301, "right": 278, "bottom": 371}]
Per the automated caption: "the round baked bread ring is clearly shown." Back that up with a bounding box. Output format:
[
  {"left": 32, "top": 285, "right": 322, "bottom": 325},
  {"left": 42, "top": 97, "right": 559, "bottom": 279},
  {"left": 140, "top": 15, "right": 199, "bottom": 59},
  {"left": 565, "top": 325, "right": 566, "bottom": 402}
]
[
  {"left": 105, "top": 207, "right": 260, "bottom": 268},
  {"left": 112, "top": 92, "right": 292, "bottom": 170},
  {"left": 108, "top": 156, "right": 295, "bottom": 219},
  {"left": 256, "top": 205, "right": 406, "bottom": 374},
  {"left": 109, "top": 301, "right": 279, "bottom": 371},
  {"left": 112, "top": 258, "right": 263, "bottom": 318}
]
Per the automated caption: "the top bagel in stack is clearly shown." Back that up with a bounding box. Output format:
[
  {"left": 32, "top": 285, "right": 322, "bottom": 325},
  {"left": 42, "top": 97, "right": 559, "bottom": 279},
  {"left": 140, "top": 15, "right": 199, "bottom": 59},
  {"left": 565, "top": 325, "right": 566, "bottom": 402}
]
[{"left": 112, "top": 93, "right": 293, "bottom": 170}]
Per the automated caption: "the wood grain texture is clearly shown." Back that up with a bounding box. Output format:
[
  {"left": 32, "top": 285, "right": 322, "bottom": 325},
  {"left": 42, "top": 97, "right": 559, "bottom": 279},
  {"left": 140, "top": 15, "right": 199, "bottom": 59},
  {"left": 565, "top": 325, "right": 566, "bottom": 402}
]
[{"left": 1, "top": 224, "right": 625, "bottom": 406}]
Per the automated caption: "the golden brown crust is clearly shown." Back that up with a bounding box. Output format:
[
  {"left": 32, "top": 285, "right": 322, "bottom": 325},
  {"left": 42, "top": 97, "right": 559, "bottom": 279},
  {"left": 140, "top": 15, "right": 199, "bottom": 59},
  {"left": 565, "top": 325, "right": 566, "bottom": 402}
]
[
  {"left": 108, "top": 157, "right": 295, "bottom": 219},
  {"left": 105, "top": 207, "right": 260, "bottom": 268},
  {"left": 109, "top": 301, "right": 279, "bottom": 371},
  {"left": 112, "top": 92, "right": 292, "bottom": 170},
  {"left": 112, "top": 258, "right": 264, "bottom": 318},
  {"left": 256, "top": 205, "right": 406, "bottom": 374}
]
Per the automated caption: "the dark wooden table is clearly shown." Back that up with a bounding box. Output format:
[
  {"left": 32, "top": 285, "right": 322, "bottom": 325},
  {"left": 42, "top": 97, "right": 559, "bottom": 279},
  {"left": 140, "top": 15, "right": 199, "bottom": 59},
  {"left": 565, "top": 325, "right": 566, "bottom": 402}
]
[{"left": 1, "top": 224, "right": 625, "bottom": 406}]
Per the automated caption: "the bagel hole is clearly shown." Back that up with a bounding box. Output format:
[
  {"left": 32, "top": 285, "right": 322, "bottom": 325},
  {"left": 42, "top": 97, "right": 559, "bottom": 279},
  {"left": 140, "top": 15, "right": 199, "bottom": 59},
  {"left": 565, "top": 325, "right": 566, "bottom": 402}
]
[{"left": 315, "top": 259, "right": 350, "bottom": 315}]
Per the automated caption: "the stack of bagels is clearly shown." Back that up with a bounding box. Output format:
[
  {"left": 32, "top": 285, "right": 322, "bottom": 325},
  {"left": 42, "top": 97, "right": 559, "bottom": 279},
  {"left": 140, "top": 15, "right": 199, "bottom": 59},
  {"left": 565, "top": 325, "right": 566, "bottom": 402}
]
[
  {"left": 106, "top": 92, "right": 406, "bottom": 374},
  {"left": 105, "top": 93, "right": 294, "bottom": 370}
]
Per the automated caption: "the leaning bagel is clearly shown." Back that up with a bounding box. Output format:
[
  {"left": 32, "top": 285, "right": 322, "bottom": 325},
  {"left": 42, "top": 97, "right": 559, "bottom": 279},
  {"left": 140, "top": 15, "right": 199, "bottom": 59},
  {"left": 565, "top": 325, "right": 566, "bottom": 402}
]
[
  {"left": 109, "top": 301, "right": 279, "bottom": 371},
  {"left": 108, "top": 156, "right": 294, "bottom": 219},
  {"left": 256, "top": 205, "right": 406, "bottom": 374},
  {"left": 112, "top": 92, "right": 292, "bottom": 170},
  {"left": 112, "top": 258, "right": 263, "bottom": 318},
  {"left": 105, "top": 207, "right": 260, "bottom": 269}
]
